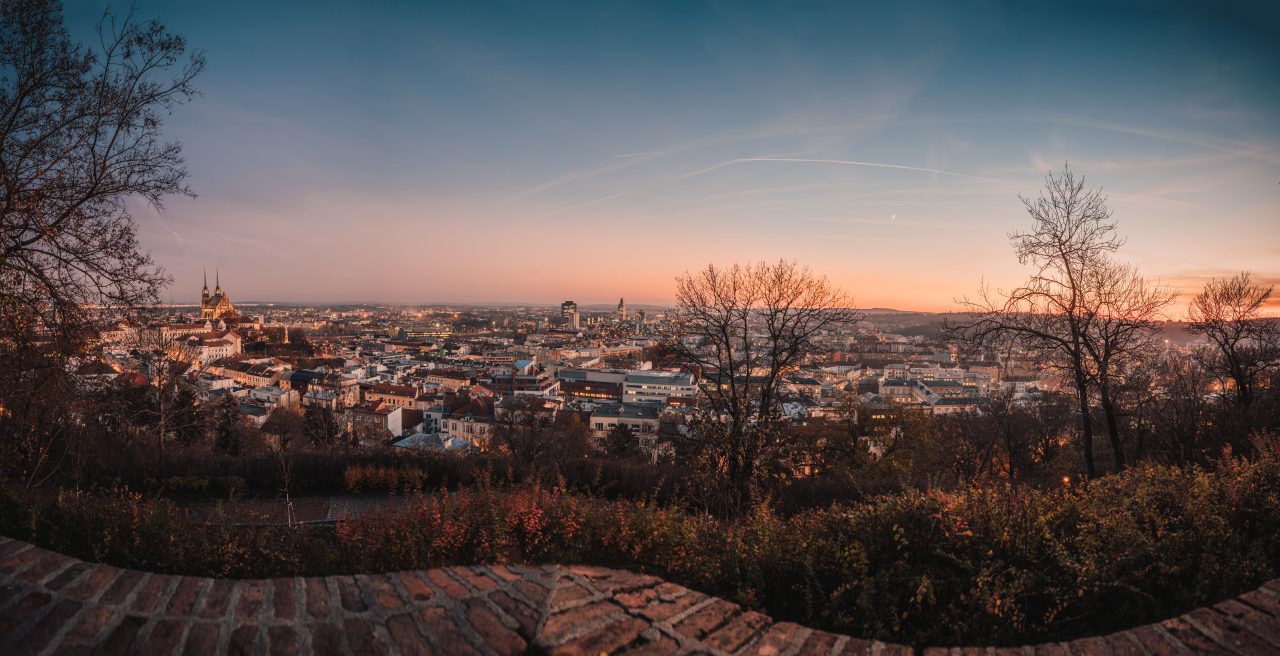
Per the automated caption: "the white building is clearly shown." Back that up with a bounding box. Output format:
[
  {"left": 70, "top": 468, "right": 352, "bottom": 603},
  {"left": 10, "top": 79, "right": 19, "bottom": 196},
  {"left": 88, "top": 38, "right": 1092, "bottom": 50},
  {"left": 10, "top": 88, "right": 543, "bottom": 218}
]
[{"left": 622, "top": 371, "right": 697, "bottom": 405}]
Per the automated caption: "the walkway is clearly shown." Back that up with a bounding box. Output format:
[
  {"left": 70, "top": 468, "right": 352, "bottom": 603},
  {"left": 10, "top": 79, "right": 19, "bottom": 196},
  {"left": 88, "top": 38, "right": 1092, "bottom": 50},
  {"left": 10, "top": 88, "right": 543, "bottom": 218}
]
[{"left": 2, "top": 535, "right": 1278, "bottom": 654}]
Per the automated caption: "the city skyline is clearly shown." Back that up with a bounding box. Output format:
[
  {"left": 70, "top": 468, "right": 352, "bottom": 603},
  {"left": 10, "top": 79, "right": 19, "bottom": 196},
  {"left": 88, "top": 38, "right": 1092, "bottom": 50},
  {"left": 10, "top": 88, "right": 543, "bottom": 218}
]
[{"left": 63, "top": 0, "right": 1280, "bottom": 315}]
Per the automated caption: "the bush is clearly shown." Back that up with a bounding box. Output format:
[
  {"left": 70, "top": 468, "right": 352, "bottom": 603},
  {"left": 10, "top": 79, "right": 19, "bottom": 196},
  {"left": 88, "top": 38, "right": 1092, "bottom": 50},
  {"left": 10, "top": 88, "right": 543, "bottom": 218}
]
[
  {"left": 343, "top": 464, "right": 426, "bottom": 495},
  {"left": 0, "top": 486, "right": 337, "bottom": 578},
  {"left": 329, "top": 453, "right": 1280, "bottom": 645},
  {"left": 3, "top": 444, "right": 1277, "bottom": 647}
]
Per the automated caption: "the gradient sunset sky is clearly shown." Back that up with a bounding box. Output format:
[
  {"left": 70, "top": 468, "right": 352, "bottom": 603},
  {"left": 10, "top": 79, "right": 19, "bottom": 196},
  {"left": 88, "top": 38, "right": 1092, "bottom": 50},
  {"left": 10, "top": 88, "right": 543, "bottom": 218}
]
[{"left": 64, "top": 0, "right": 1280, "bottom": 314}]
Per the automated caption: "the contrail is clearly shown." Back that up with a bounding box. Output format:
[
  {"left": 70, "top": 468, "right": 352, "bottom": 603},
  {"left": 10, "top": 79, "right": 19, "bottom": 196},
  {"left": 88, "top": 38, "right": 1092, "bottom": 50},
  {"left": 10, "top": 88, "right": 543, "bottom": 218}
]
[{"left": 673, "top": 156, "right": 1016, "bottom": 185}]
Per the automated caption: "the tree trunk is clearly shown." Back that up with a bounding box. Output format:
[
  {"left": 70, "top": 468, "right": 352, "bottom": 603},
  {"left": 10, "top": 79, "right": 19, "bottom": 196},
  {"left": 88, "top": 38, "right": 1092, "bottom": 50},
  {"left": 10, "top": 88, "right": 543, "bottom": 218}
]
[
  {"left": 1099, "top": 381, "right": 1125, "bottom": 470},
  {"left": 1073, "top": 368, "right": 1096, "bottom": 478}
]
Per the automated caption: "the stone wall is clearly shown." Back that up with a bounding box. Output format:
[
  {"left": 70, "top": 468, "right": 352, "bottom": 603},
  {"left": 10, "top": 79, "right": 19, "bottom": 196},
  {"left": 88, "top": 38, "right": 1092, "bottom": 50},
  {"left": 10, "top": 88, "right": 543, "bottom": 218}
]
[{"left": 1, "top": 535, "right": 1277, "bottom": 654}]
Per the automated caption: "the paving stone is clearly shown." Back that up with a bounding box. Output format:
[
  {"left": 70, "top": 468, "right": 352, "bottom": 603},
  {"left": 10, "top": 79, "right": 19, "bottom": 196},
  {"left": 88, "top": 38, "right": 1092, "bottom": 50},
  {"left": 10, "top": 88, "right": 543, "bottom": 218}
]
[
  {"left": 1214, "top": 599, "right": 1280, "bottom": 647},
  {"left": 386, "top": 612, "right": 434, "bottom": 656},
  {"left": 1, "top": 538, "right": 1278, "bottom": 656},
  {"left": 464, "top": 598, "right": 526, "bottom": 656},
  {"left": 1066, "top": 636, "right": 1111, "bottom": 656},
  {"left": 513, "top": 578, "right": 551, "bottom": 607},
  {"left": 1161, "top": 617, "right": 1235, "bottom": 654},
  {"left": 229, "top": 623, "right": 260, "bottom": 655},
  {"left": 140, "top": 618, "right": 187, "bottom": 656},
  {"left": 0, "top": 591, "right": 51, "bottom": 636},
  {"left": 453, "top": 566, "right": 499, "bottom": 592},
  {"left": 548, "top": 616, "right": 648, "bottom": 655},
  {"left": 750, "top": 621, "right": 804, "bottom": 656},
  {"left": 269, "top": 625, "right": 302, "bottom": 656},
  {"left": 426, "top": 568, "right": 469, "bottom": 597},
  {"left": 489, "top": 589, "right": 540, "bottom": 637},
  {"left": 63, "top": 604, "right": 117, "bottom": 649},
  {"left": 44, "top": 561, "right": 91, "bottom": 590},
  {"left": 344, "top": 617, "right": 388, "bottom": 655},
  {"left": 234, "top": 580, "right": 269, "bottom": 620},
  {"left": 9, "top": 598, "right": 81, "bottom": 654},
  {"left": 1184, "top": 607, "right": 1275, "bottom": 654},
  {"left": 336, "top": 576, "right": 368, "bottom": 612},
  {"left": 164, "top": 576, "right": 207, "bottom": 616},
  {"left": 305, "top": 576, "right": 332, "bottom": 619},
  {"left": 1240, "top": 589, "right": 1280, "bottom": 617},
  {"left": 272, "top": 577, "right": 299, "bottom": 621},
  {"left": 1128, "top": 624, "right": 1185, "bottom": 655},
  {"left": 364, "top": 573, "right": 404, "bottom": 610},
  {"left": 183, "top": 622, "right": 222, "bottom": 654},
  {"left": 551, "top": 577, "right": 597, "bottom": 608},
  {"left": 0, "top": 543, "right": 42, "bottom": 574},
  {"left": 397, "top": 571, "right": 435, "bottom": 603},
  {"left": 615, "top": 630, "right": 681, "bottom": 655},
  {"left": 96, "top": 614, "right": 148, "bottom": 656},
  {"left": 129, "top": 575, "right": 174, "bottom": 614},
  {"left": 309, "top": 622, "right": 344, "bottom": 655},
  {"left": 835, "top": 636, "right": 878, "bottom": 656},
  {"left": 489, "top": 565, "right": 522, "bottom": 582},
  {"left": 1102, "top": 631, "right": 1149, "bottom": 656},
  {"left": 15, "top": 551, "right": 72, "bottom": 585},
  {"left": 419, "top": 606, "right": 482, "bottom": 656},
  {"left": 541, "top": 599, "right": 626, "bottom": 645},
  {"left": 0, "top": 540, "right": 29, "bottom": 560},
  {"left": 633, "top": 586, "right": 709, "bottom": 622},
  {"left": 199, "top": 578, "right": 236, "bottom": 619},
  {"left": 674, "top": 597, "right": 740, "bottom": 641},
  {"left": 799, "top": 629, "right": 842, "bottom": 655},
  {"left": 701, "top": 609, "right": 768, "bottom": 656},
  {"left": 96, "top": 569, "right": 141, "bottom": 605},
  {"left": 74, "top": 566, "right": 124, "bottom": 602}
]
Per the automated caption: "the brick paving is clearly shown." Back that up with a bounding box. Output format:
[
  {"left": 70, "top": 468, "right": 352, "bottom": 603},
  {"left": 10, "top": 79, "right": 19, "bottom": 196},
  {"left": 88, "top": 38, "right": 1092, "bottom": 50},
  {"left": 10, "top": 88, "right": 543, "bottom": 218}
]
[{"left": 2, "top": 535, "right": 1278, "bottom": 654}]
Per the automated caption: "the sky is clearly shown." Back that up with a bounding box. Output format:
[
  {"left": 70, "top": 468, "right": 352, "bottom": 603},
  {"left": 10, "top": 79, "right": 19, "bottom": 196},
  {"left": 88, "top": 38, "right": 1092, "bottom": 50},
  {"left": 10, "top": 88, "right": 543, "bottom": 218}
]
[{"left": 63, "top": 0, "right": 1280, "bottom": 314}]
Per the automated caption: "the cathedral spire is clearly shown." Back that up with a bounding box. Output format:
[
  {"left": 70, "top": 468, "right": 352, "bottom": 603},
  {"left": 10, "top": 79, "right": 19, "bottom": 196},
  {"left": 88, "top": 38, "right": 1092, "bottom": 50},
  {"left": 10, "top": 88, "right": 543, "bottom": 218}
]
[{"left": 215, "top": 268, "right": 221, "bottom": 294}]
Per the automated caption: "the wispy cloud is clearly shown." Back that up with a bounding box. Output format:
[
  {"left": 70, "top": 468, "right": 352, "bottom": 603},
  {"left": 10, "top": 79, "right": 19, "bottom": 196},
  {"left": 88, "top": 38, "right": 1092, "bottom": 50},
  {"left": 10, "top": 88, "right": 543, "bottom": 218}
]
[
  {"left": 529, "top": 191, "right": 632, "bottom": 220},
  {"left": 802, "top": 215, "right": 961, "bottom": 230},
  {"left": 672, "top": 156, "right": 1017, "bottom": 185},
  {"left": 1013, "top": 151, "right": 1234, "bottom": 175},
  {"left": 511, "top": 155, "right": 660, "bottom": 199},
  {"left": 1027, "top": 113, "right": 1280, "bottom": 165}
]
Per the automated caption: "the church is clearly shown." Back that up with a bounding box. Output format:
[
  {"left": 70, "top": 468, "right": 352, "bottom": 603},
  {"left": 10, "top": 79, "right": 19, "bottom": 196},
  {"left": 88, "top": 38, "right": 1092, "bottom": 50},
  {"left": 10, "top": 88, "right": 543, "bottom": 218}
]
[{"left": 200, "top": 270, "right": 238, "bottom": 320}]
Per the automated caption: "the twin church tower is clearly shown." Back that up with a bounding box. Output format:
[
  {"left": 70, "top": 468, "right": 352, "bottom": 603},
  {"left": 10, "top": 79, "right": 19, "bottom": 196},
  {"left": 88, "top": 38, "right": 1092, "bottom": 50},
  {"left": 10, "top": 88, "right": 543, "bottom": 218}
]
[{"left": 199, "top": 269, "right": 238, "bottom": 320}]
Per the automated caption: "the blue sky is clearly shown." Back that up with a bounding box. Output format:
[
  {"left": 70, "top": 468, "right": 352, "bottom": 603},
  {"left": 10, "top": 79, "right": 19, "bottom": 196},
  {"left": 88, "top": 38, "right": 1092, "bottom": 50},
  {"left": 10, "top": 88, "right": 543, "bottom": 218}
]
[{"left": 64, "top": 0, "right": 1280, "bottom": 312}]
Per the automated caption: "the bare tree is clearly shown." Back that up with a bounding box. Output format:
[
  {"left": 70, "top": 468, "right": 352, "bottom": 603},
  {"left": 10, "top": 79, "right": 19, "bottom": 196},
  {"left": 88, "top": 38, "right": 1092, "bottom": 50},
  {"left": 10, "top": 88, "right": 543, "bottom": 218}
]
[
  {"left": 1187, "top": 272, "right": 1279, "bottom": 409},
  {"left": 1080, "top": 260, "right": 1174, "bottom": 468},
  {"left": 668, "top": 260, "right": 858, "bottom": 514},
  {"left": 0, "top": 1, "right": 201, "bottom": 481},
  {"left": 0, "top": 1, "right": 202, "bottom": 340},
  {"left": 491, "top": 396, "right": 588, "bottom": 464},
  {"left": 953, "top": 166, "right": 1121, "bottom": 478},
  {"left": 1139, "top": 350, "right": 1212, "bottom": 463},
  {"left": 129, "top": 329, "right": 200, "bottom": 466}
]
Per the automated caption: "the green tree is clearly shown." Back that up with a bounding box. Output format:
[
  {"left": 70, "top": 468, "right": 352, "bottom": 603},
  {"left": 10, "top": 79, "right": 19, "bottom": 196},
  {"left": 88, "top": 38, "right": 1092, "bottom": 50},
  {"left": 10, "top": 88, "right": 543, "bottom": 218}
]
[
  {"left": 211, "top": 396, "right": 244, "bottom": 456},
  {"left": 304, "top": 406, "right": 341, "bottom": 448},
  {"left": 606, "top": 424, "right": 639, "bottom": 458}
]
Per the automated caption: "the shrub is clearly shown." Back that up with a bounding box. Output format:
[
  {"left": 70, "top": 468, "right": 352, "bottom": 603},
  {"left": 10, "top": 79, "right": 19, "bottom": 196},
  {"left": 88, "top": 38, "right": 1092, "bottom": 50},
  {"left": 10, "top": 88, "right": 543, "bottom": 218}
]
[
  {"left": 342, "top": 464, "right": 426, "bottom": 495},
  {"left": 2, "top": 444, "right": 1277, "bottom": 647},
  {"left": 321, "top": 449, "right": 1280, "bottom": 645}
]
